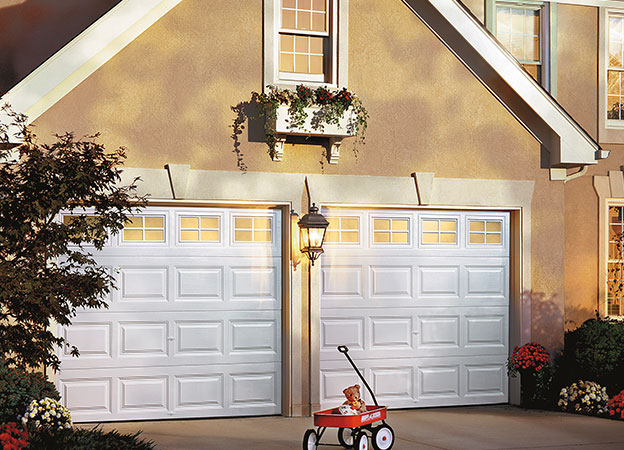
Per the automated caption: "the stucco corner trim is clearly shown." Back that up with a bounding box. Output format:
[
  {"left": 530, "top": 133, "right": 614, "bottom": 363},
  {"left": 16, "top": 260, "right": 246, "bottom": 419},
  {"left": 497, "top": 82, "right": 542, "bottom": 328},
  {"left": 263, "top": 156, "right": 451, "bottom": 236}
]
[{"left": 0, "top": 0, "right": 183, "bottom": 133}]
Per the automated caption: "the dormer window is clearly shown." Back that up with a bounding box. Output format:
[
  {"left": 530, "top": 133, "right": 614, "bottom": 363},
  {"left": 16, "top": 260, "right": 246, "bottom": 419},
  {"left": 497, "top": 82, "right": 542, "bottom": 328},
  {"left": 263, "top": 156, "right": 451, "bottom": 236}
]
[{"left": 264, "top": 0, "right": 348, "bottom": 88}]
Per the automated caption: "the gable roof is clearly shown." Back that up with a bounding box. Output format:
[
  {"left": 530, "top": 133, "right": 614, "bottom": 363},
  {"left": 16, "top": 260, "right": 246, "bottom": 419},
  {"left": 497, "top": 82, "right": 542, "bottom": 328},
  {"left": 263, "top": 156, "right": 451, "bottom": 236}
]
[
  {"left": 0, "top": 0, "right": 182, "bottom": 141},
  {"left": 0, "top": 0, "right": 609, "bottom": 169},
  {"left": 403, "top": 0, "right": 608, "bottom": 168}
]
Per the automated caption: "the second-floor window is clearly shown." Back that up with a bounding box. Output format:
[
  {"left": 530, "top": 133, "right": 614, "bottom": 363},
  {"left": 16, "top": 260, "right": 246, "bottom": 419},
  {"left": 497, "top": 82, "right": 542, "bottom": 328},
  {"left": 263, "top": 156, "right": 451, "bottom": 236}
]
[
  {"left": 279, "top": 0, "right": 330, "bottom": 83},
  {"left": 488, "top": 1, "right": 552, "bottom": 91},
  {"left": 496, "top": 4, "right": 542, "bottom": 82},
  {"left": 265, "top": 0, "right": 347, "bottom": 88},
  {"left": 608, "top": 13, "right": 624, "bottom": 121}
]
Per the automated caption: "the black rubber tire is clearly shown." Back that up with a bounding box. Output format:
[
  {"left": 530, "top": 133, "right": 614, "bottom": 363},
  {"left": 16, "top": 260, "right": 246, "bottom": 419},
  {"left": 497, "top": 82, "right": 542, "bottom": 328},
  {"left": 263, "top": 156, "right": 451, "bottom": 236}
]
[
  {"left": 338, "top": 427, "right": 355, "bottom": 448},
  {"left": 354, "top": 431, "right": 369, "bottom": 450},
  {"left": 372, "top": 424, "right": 394, "bottom": 450},
  {"left": 302, "top": 429, "right": 318, "bottom": 450}
]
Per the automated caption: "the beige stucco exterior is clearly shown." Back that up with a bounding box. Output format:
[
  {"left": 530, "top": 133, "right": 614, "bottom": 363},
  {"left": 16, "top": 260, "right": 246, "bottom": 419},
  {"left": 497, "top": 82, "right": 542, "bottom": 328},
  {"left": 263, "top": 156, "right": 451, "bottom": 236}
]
[{"left": 22, "top": 0, "right": 623, "bottom": 414}]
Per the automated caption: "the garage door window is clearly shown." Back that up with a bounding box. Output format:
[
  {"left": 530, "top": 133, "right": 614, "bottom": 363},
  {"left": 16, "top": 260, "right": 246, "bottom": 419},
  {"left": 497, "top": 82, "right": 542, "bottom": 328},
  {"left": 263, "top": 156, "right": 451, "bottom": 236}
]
[
  {"left": 469, "top": 220, "right": 502, "bottom": 245},
  {"left": 62, "top": 215, "right": 107, "bottom": 242},
  {"left": 179, "top": 216, "right": 220, "bottom": 242},
  {"left": 421, "top": 218, "right": 457, "bottom": 244},
  {"left": 123, "top": 216, "right": 165, "bottom": 242},
  {"left": 325, "top": 216, "right": 359, "bottom": 244},
  {"left": 233, "top": 216, "right": 273, "bottom": 242},
  {"left": 372, "top": 217, "right": 409, "bottom": 244}
]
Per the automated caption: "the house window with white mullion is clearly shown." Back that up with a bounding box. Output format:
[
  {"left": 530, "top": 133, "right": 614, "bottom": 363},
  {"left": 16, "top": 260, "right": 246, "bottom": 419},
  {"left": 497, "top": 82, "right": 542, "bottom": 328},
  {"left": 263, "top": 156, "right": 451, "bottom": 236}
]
[
  {"left": 279, "top": 0, "right": 330, "bottom": 83},
  {"left": 607, "top": 205, "right": 624, "bottom": 317},
  {"left": 607, "top": 14, "right": 624, "bottom": 121},
  {"left": 496, "top": 4, "right": 543, "bottom": 83}
]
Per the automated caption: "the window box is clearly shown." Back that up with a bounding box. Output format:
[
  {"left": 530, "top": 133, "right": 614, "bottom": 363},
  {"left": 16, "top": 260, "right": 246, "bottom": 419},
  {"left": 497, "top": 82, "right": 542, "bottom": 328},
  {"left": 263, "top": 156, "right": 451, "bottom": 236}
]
[
  {"left": 270, "top": 105, "right": 355, "bottom": 163},
  {"left": 273, "top": 105, "right": 356, "bottom": 137},
  {"left": 251, "top": 84, "right": 368, "bottom": 164}
]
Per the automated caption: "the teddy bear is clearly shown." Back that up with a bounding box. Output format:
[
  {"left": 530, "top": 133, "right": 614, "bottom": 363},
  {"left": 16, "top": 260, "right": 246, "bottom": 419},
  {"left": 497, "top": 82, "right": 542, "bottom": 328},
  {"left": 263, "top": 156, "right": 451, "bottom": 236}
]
[{"left": 342, "top": 384, "right": 366, "bottom": 414}]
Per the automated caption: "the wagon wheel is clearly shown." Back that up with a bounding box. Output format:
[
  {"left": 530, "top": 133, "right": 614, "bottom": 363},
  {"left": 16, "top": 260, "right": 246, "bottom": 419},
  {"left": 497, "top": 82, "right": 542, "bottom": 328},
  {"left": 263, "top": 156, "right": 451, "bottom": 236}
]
[
  {"left": 372, "top": 424, "right": 394, "bottom": 450},
  {"left": 354, "top": 431, "right": 369, "bottom": 450},
  {"left": 338, "top": 427, "right": 355, "bottom": 448},
  {"left": 302, "top": 429, "right": 319, "bottom": 450}
]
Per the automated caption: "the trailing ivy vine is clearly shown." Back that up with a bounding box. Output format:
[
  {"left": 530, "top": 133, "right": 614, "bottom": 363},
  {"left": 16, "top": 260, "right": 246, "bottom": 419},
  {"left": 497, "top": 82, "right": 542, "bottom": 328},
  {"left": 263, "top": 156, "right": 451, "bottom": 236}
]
[{"left": 253, "top": 85, "right": 368, "bottom": 159}]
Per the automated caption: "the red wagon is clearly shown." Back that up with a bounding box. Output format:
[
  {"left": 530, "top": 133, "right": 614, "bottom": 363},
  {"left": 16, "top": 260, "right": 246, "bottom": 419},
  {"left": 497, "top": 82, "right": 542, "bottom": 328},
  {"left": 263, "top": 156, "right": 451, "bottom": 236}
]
[{"left": 302, "top": 346, "right": 395, "bottom": 450}]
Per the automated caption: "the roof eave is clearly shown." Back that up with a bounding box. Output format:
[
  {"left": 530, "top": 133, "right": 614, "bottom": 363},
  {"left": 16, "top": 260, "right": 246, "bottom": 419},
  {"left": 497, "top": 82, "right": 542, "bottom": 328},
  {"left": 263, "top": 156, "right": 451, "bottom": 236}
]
[{"left": 0, "top": 0, "right": 183, "bottom": 142}]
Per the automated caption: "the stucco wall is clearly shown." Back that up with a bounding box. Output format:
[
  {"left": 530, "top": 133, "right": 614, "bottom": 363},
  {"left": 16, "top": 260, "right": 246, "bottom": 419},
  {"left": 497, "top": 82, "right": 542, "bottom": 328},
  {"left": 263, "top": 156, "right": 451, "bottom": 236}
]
[
  {"left": 556, "top": 4, "right": 598, "bottom": 139},
  {"left": 557, "top": 4, "right": 610, "bottom": 330},
  {"left": 31, "top": 0, "right": 566, "bottom": 349}
]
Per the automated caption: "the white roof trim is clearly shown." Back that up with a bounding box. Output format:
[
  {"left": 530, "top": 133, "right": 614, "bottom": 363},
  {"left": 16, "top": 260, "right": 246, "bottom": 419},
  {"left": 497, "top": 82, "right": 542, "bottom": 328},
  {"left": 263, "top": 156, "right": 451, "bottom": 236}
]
[
  {"left": 404, "top": 0, "right": 607, "bottom": 167},
  {"left": 0, "top": 0, "right": 183, "bottom": 139}
]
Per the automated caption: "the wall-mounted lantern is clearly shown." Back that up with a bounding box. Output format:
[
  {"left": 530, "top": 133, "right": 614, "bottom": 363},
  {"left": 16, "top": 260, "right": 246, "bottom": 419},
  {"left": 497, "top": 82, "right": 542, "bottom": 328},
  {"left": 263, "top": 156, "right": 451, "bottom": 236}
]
[{"left": 298, "top": 203, "right": 329, "bottom": 265}]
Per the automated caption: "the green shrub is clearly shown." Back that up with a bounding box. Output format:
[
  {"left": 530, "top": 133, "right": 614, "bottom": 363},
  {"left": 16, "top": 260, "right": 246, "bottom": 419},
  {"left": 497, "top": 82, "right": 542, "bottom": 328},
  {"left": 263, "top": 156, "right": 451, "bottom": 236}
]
[
  {"left": 0, "top": 360, "right": 59, "bottom": 423},
  {"left": 28, "top": 427, "right": 155, "bottom": 450},
  {"left": 562, "top": 317, "right": 624, "bottom": 395}
]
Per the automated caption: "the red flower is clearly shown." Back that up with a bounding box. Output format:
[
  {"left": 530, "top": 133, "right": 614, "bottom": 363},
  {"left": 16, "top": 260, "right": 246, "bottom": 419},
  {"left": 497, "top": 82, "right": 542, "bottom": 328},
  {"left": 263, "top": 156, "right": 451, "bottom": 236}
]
[{"left": 509, "top": 342, "right": 550, "bottom": 373}]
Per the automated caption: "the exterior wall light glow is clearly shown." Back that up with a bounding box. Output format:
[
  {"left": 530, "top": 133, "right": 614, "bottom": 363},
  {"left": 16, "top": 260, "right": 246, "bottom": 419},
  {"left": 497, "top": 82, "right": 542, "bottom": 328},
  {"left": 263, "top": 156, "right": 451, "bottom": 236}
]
[
  {"left": 298, "top": 203, "right": 329, "bottom": 265},
  {"left": 290, "top": 209, "right": 302, "bottom": 270}
]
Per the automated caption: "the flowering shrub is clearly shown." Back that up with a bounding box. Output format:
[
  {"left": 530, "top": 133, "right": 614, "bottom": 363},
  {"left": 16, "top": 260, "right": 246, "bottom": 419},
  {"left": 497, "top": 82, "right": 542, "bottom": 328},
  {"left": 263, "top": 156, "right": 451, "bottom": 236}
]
[
  {"left": 507, "top": 342, "right": 550, "bottom": 376},
  {"left": 558, "top": 380, "right": 609, "bottom": 415},
  {"left": 23, "top": 398, "right": 71, "bottom": 431},
  {"left": 607, "top": 389, "right": 624, "bottom": 419},
  {"left": 0, "top": 422, "right": 28, "bottom": 450},
  {"left": 0, "top": 360, "right": 59, "bottom": 423}
]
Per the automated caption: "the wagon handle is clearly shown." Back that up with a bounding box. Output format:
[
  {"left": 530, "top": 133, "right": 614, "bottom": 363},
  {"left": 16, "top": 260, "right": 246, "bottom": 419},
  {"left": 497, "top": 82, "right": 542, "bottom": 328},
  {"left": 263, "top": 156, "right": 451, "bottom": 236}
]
[{"left": 336, "top": 345, "right": 379, "bottom": 407}]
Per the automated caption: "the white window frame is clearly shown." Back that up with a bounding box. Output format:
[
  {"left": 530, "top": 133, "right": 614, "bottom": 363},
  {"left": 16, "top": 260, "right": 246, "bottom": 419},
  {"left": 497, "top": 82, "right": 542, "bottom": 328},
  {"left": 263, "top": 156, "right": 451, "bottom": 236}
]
[
  {"left": 605, "top": 202, "right": 624, "bottom": 318},
  {"left": 486, "top": 0, "right": 554, "bottom": 93},
  {"left": 466, "top": 216, "right": 505, "bottom": 247},
  {"left": 369, "top": 215, "right": 412, "bottom": 247},
  {"left": 599, "top": 7, "right": 624, "bottom": 143},
  {"left": 119, "top": 213, "right": 168, "bottom": 247},
  {"left": 174, "top": 211, "right": 224, "bottom": 247},
  {"left": 264, "top": 0, "right": 348, "bottom": 89},
  {"left": 419, "top": 216, "right": 460, "bottom": 248},
  {"left": 230, "top": 213, "right": 275, "bottom": 246},
  {"left": 324, "top": 214, "right": 361, "bottom": 246}
]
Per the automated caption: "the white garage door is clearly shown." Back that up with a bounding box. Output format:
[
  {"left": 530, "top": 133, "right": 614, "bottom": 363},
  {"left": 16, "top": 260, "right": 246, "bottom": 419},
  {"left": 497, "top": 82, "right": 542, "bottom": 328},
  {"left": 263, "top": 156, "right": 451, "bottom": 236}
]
[
  {"left": 57, "top": 206, "right": 282, "bottom": 422},
  {"left": 320, "top": 209, "right": 509, "bottom": 409}
]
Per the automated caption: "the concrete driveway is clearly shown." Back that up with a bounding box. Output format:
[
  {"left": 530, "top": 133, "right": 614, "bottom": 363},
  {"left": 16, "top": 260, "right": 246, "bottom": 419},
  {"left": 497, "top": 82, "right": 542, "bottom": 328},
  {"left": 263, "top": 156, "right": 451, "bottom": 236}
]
[{"left": 89, "top": 405, "right": 624, "bottom": 449}]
